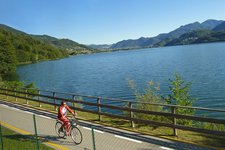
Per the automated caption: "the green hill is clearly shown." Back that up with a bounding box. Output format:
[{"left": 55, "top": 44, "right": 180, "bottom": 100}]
[
  {"left": 0, "top": 24, "right": 94, "bottom": 80},
  {"left": 0, "top": 25, "right": 69, "bottom": 63},
  {"left": 31, "top": 35, "right": 94, "bottom": 55}
]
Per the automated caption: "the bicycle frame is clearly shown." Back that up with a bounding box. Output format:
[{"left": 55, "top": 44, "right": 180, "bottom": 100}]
[
  {"left": 55, "top": 116, "right": 83, "bottom": 144},
  {"left": 58, "top": 116, "right": 78, "bottom": 134}
]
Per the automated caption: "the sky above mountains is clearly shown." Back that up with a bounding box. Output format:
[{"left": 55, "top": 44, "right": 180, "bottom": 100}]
[{"left": 1, "top": 0, "right": 225, "bottom": 45}]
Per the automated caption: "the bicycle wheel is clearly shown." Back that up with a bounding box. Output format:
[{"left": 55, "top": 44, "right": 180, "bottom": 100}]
[
  {"left": 70, "top": 127, "right": 83, "bottom": 144},
  {"left": 55, "top": 121, "right": 65, "bottom": 138}
]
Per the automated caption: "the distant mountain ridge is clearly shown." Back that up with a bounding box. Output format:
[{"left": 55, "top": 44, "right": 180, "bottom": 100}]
[
  {"left": 31, "top": 35, "right": 94, "bottom": 55},
  {"left": 213, "top": 21, "right": 225, "bottom": 31},
  {"left": 0, "top": 24, "right": 98, "bottom": 80},
  {"left": 89, "top": 19, "right": 224, "bottom": 50},
  {"left": 0, "top": 24, "right": 26, "bottom": 35},
  {"left": 0, "top": 23, "right": 100, "bottom": 70},
  {"left": 0, "top": 24, "right": 94, "bottom": 55},
  {"left": 109, "top": 19, "right": 224, "bottom": 50},
  {"left": 155, "top": 25, "right": 225, "bottom": 47},
  {"left": 0, "top": 24, "right": 68, "bottom": 66},
  {"left": 201, "top": 19, "right": 224, "bottom": 29}
]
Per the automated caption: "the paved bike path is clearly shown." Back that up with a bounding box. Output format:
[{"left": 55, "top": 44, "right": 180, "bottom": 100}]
[{"left": 0, "top": 99, "right": 216, "bottom": 150}]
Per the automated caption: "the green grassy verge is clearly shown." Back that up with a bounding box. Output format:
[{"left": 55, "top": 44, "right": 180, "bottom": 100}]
[
  {"left": 1, "top": 94, "right": 225, "bottom": 149},
  {"left": 0, "top": 125, "right": 53, "bottom": 150}
]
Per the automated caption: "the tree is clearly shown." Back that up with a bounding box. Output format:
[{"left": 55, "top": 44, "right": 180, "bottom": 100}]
[
  {"left": 0, "top": 34, "right": 17, "bottom": 79},
  {"left": 128, "top": 80, "right": 164, "bottom": 127},
  {"left": 165, "top": 73, "right": 197, "bottom": 125}
]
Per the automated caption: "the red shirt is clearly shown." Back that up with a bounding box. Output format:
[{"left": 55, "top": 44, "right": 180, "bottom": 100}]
[{"left": 58, "top": 105, "right": 73, "bottom": 118}]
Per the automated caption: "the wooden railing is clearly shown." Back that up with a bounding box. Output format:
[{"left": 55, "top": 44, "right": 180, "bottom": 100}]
[{"left": 0, "top": 86, "right": 225, "bottom": 136}]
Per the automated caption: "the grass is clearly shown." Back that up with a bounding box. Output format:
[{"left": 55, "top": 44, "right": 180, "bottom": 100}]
[
  {"left": 91, "top": 115, "right": 225, "bottom": 148},
  {"left": 0, "top": 125, "right": 54, "bottom": 150},
  {"left": 74, "top": 109, "right": 225, "bottom": 148},
  {"left": 1, "top": 94, "right": 225, "bottom": 149}
]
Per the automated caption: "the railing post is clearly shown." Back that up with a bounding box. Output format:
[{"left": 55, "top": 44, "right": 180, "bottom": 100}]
[
  {"left": 97, "top": 97, "right": 101, "bottom": 121},
  {"left": 38, "top": 90, "right": 41, "bottom": 107},
  {"left": 91, "top": 126, "right": 96, "bottom": 150},
  {"left": 172, "top": 106, "right": 177, "bottom": 136},
  {"left": 33, "top": 114, "right": 40, "bottom": 150},
  {"left": 5, "top": 86, "right": 8, "bottom": 99},
  {"left": 73, "top": 95, "right": 76, "bottom": 109},
  {"left": 129, "top": 102, "right": 134, "bottom": 128},
  {"left": 14, "top": 88, "right": 17, "bottom": 101},
  {"left": 0, "top": 122, "right": 3, "bottom": 150},
  {"left": 25, "top": 89, "right": 28, "bottom": 104},
  {"left": 53, "top": 92, "right": 57, "bottom": 110}
]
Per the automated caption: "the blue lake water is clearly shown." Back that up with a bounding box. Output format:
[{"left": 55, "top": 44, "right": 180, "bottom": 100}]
[{"left": 17, "top": 42, "right": 225, "bottom": 117}]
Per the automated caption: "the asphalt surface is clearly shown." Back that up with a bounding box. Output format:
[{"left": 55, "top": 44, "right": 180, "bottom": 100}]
[{"left": 0, "top": 99, "right": 214, "bottom": 150}]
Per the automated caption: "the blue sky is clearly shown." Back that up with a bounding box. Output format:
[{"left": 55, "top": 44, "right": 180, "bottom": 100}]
[{"left": 1, "top": 0, "right": 225, "bottom": 45}]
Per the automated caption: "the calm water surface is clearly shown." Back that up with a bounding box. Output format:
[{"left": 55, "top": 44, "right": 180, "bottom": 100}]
[{"left": 17, "top": 42, "right": 225, "bottom": 117}]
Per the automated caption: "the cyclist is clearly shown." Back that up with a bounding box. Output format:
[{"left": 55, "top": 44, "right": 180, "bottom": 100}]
[{"left": 58, "top": 101, "right": 76, "bottom": 135}]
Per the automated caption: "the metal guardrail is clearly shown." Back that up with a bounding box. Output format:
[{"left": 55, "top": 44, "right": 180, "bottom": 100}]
[{"left": 0, "top": 86, "right": 225, "bottom": 136}]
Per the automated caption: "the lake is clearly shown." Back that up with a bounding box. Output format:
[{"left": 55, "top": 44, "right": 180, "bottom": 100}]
[{"left": 17, "top": 42, "right": 225, "bottom": 117}]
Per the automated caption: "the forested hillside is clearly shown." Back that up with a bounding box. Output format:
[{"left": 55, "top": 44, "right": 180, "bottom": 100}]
[
  {"left": 0, "top": 24, "right": 98, "bottom": 80},
  {"left": 0, "top": 25, "right": 68, "bottom": 80},
  {"left": 32, "top": 35, "right": 94, "bottom": 55},
  {"left": 0, "top": 30, "right": 17, "bottom": 80}
]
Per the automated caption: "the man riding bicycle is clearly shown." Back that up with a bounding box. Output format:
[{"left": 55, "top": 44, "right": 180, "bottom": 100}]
[{"left": 58, "top": 101, "right": 76, "bottom": 135}]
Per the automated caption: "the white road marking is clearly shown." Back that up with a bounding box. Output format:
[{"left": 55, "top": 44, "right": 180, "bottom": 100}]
[
  {"left": 160, "top": 146, "right": 175, "bottom": 150},
  {"left": 0, "top": 103, "right": 56, "bottom": 120},
  {"left": 0, "top": 104, "right": 9, "bottom": 107},
  {"left": 24, "top": 111, "right": 34, "bottom": 115},
  {"left": 83, "top": 127, "right": 104, "bottom": 133},
  {"left": 94, "top": 129, "right": 104, "bottom": 134},
  {"left": 0, "top": 104, "right": 30, "bottom": 114},
  {"left": 0, "top": 104, "right": 33, "bottom": 114},
  {"left": 83, "top": 127, "right": 91, "bottom": 130},
  {"left": 37, "top": 115, "right": 52, "bottom": 120},
  {"left": 114, "top": 135, "right": 142, "bottom": 143},
  {"left": 9, "top": 107, "right": 20, "bottom": 111}
]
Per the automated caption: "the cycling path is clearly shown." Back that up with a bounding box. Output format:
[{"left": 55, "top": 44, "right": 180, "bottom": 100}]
[{"left": 0, "top": 99, "right": 215, "bottom": 150}]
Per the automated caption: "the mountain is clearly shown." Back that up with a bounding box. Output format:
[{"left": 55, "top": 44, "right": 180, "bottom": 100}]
[
  {"left": 110, "top": 37, "right": 159, "bottom": 49},
  {"left": 109, "top": 19, "right": 224, "bottom": 50},
  {"left": 0, "top": 25, "right": 69, "bottom": 64},
  {"left": 0, "top": 24, "right": 26, "bottom": 35},
  {"left": 154, "top": 20, "right": 225, "bottom": 47},
  {"left": 0, "top": 24, "right": 69, "bottom": 78},
  {"left": 0, "top": 24, "right": 97, "bottom": 80},
  {"left": 155, "top": 29, "right": 225, "bottom": 46},
  {"left": 0, "top": 24, "right": 94, "bottom": 55},
  {"left": 0, "top": 24, "right": 96, "bottom": 65},
  {"left": 213, "top": 21, "right": 225, "bottom": 31},
  {"left": 201, "top": 19, "right": 223, "bottom": 29},
  {"left": 161, "top": 30, "right": 212, "bottom": 46},
  {"left": 31, "top": 35, "right": 94, "bottom": 55}
]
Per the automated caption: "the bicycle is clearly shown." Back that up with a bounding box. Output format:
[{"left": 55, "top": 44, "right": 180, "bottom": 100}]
[{"left": 55, "top": 116, "right": 83, "bottom": 144}]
